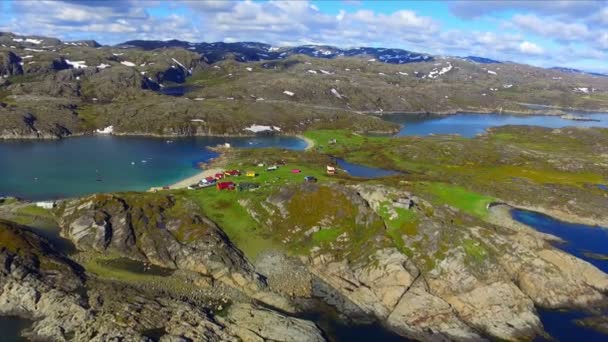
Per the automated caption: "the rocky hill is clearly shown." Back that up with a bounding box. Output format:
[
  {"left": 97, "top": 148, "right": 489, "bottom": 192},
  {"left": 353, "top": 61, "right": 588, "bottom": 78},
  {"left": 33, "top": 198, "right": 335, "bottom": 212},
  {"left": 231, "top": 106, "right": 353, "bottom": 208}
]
[{"left": 1, "top": 32, "right": 608, "bottom": 139}]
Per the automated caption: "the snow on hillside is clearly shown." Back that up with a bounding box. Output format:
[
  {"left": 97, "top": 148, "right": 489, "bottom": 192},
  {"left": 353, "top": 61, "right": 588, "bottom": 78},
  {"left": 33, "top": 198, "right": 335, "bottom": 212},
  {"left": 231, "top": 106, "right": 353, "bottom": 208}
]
[{"left": 65, "top": 59, "right": 87, "bottom": 69}]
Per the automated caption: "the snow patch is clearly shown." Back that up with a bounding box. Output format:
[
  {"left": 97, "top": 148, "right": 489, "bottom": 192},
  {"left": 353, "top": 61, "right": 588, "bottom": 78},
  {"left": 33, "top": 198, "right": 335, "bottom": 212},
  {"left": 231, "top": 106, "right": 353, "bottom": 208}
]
[
  {"left": 487, "top": 70, "right": 497, "bottom": 75},
  {"left": 96, "top": 126, "right": 114, "bottom": 134},
  {"left": 246, "top": 67, "right": 253, "bottom": 71},
  {"left": 21, "top": 55, "right": 34, "bottom": 59},
  {"left": 503, "top": 84, "right": 513, "bottom": 88},
  {"left": 24, "top": 48, "right": 43, "bottom": 52},
  {"left": 330, "top": 88, "right": 343, "bottom": 99},
  {"left": 65, "top": 59, "right": 88, "bottom": 69},
  {"left": 97, "top": 63, "right": 110, "bottom": 69},
  {"left": 283, "top": 90, "right": 295, "bottom": 97},
  {"left": 190, "top": 119, "right": 205, "bottom": 122},
  {"left": 307, "top": 70, "right": 318, "bottom": 74},
  {"left": 244, "top": 124, "right": 280, "bottom": 133},
  {"left": 12, "top": 38, "right": 40, "bottom": 44},
  {"left": 319, "top": 69, "right": 332, "bottom": 75},
  {"left": 113, "top": 53, "right": 124, "bottom": 56},
  {"left": 120, "top": 61, "right": 136, "bottom": 67},
  {"left": 398, "top": 72, "right": 408, "bottom": 76}
]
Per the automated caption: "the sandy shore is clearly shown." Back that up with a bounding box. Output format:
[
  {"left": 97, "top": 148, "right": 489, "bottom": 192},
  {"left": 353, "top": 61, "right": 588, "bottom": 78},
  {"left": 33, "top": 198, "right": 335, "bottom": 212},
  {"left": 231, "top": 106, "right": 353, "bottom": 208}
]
[
  {"left": 297, "top": 135, "right": 315, "bottom": 150},
  {"left": 149, "top": 168, "right": 223, "bottom": 191}
]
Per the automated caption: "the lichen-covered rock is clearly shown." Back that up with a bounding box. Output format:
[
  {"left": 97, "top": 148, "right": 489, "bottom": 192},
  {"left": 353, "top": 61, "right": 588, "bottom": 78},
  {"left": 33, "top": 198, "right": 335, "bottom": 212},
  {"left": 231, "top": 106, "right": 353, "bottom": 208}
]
[
  {"left": 386, "top": 278, "right": 484, "bottom": 341},
  {"left": 221, "top": 303, "right": 325, "bottom": 342}
]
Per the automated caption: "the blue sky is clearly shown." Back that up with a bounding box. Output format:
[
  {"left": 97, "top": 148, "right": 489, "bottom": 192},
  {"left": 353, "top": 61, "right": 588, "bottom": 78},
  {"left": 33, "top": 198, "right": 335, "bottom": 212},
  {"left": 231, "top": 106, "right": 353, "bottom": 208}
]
[{"left": 2, "top": 0, "right": 607, "bottom": 72}]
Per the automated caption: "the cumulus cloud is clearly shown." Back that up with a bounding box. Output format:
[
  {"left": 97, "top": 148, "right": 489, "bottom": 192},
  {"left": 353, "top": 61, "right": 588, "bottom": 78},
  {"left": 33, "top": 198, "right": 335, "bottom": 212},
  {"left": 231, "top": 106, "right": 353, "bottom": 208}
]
[
  {"left": 511, "top": 14, "right": 590, "bottom": 41},
  {"left": 519, "top": 41, "right": 544, "bottom": 55},
  {"left": 1, "top": 0, "right": 606, "bottom": 71}
]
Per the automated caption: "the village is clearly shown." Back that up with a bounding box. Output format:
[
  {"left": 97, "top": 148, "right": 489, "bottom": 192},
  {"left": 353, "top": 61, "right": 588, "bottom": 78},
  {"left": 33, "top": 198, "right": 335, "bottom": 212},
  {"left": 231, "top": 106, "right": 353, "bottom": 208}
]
[{"left": 183, "top": 163, "right": 337, "bottom": 192}]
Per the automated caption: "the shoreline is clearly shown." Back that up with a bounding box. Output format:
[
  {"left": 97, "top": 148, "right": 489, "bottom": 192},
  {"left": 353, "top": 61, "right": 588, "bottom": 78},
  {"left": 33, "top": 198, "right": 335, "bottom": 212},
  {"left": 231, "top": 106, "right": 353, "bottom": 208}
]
[
  {"left": 297, "top": 135, "right": 315, "bottom": 150},
  {"left": 2, "top": 108, "right": 608, "bottom": 141},
  {"left": 149, "top": 167, "right": 224, "bottom": 192}
]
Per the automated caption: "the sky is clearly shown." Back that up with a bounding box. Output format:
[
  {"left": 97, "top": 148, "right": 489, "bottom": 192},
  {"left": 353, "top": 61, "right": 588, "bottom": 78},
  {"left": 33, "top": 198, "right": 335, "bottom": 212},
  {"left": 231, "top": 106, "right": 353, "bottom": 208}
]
[{"left": 1, "top": 0, "right": 607, "bottom": 72}]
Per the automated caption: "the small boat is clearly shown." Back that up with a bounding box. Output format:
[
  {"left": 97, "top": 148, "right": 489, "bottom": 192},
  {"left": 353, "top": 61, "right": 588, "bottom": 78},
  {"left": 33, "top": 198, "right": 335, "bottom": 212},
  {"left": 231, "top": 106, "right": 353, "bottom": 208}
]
[{"left": 131, "top": 162, "right": 135, "bottom": 165}]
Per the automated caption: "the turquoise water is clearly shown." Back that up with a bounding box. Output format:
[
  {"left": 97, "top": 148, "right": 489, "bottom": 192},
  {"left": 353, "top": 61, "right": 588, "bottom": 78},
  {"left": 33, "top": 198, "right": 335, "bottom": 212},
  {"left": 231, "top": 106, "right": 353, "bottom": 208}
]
[
  {"left": 383, "top": 113, "right": 608, "bottom": 137},
  {"left": 512, "top": 209, "right": 608, "bottom": 341},
  {"left": 0, "top": 135, "right": 307, "bottom": 200}
]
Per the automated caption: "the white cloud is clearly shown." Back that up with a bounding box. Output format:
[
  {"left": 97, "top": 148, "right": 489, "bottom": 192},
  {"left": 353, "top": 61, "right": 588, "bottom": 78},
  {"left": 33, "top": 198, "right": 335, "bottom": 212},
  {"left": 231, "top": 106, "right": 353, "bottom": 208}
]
[
  {"left": 511, "top": 14, "right": 590, "bottom": 41},
  {"left": 1, "top": 0, "right": 606, "bottom": 71},
  {"left": 519, "top": 41, "right": 544, "bottom": 55}
]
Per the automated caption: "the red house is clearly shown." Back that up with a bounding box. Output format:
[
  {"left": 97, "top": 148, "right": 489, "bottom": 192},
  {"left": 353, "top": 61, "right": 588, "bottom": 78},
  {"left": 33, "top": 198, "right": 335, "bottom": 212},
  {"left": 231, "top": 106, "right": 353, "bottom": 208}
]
[
  {"left": 216, "top": 181, "right": 235, "bottom": 190},
  {"left": 226, "top": 169, "right": 241, "bottom": 176},
  {"left": 215, "top": 173, "right": 225, "bottom": 180},
  {"left": 204, "top": 176, "right": 216, "bottom": 184}
]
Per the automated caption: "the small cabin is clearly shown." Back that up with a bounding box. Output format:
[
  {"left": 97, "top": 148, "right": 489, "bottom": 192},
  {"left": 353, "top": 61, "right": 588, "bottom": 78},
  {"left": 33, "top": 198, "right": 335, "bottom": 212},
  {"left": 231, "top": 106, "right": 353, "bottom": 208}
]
[
  {"left": 267, "top": 165, "right": 278, "bottom": 171},
  {"left": 216, "top": 181, "right": 235, "bottom": 191},
  {"left": 326, "top": 165, "right": 337, "bottom": 175},
  {"left": 226, "top": 170, "right": 241, "bottom": 176},
  {"left": 246, "top": 171, "right": 257, "bottom": 177},
  {"left": 214, "top": 173, "right": 225, "bottom": 180},
  {"left": 203, "top": 176, "right": 216, "bottom": 184},
  {"left": 291, "top": 169, "right": 301, "bottom": 173}
]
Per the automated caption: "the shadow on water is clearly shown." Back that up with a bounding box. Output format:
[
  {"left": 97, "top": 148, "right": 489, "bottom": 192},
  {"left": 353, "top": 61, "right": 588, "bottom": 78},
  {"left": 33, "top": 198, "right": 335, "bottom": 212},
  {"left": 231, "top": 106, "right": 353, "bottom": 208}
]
[
  {"left": 291, "top": 298, "right": 408, "bottom": 342},
  {"left": 26, "top": 224, "right": 77, "bottom": 255},
  {"left": 512, "top": 208, "right": 608, "bottom": 341},
  {"left": 0, "top": 316, "right": 33, "bottom": 342}
]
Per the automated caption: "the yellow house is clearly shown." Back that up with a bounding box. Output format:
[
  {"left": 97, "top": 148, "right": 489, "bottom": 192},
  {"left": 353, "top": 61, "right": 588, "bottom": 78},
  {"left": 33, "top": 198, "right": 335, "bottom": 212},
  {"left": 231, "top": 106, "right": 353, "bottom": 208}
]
[{"left": 246, "top": 171, "right": 256, "bottom": 177}]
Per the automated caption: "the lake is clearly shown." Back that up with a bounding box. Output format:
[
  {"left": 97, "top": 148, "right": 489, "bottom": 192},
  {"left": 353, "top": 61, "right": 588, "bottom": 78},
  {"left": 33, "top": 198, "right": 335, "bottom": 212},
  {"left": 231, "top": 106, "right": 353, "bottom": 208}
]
[
  {"left": 382, "top": 113, "right": 608, "bottom": 137},
  {"left": 335, "top": 158, "right": 400, "bottom": 178},
  {"left": 0, "top": 135, "right": 307, "bottom": 200},
  {"left": 512, "top": 209, "right": 608, "bottom": 341}
]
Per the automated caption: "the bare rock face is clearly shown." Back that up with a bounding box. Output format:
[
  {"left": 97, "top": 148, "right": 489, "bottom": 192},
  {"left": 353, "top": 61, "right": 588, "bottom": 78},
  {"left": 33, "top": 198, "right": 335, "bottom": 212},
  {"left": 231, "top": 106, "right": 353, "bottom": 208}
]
[
  {"left": 0, "top": 219, "right": 324, "bottom": 342},
  {"left": 470, "top": 217, "right": 608, "bottom": 310},
  {"left": 311, "top": 248, "right": 418, "bottom": 320},
  {"left": 221, "top": 303, "right": 325, "bottom": 342},
  {"left": 386, "top": 278, "right": 484, "bottom": 342},
  {"left": 0, "top": 51, "right": 23, "bottom": 76},
  {"left": 58, "top": 194, "right": 265, "bottom": 292}
]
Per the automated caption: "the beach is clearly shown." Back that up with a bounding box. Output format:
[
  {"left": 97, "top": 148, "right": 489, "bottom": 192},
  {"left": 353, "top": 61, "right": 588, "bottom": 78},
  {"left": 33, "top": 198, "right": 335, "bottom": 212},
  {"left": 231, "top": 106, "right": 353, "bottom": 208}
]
[
  {"left": 149, "top": 168, "right": 223, "bottom": 191},
  {"left": 297, "top": 135, "right": 315, "bottom": 150}
]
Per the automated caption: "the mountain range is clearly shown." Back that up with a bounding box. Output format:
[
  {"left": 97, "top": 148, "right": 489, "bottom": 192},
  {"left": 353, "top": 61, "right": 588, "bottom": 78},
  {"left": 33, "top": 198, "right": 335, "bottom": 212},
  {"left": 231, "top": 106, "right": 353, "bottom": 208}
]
[{"left": 1, "top": 31, "right": 608, "bottom": 139}]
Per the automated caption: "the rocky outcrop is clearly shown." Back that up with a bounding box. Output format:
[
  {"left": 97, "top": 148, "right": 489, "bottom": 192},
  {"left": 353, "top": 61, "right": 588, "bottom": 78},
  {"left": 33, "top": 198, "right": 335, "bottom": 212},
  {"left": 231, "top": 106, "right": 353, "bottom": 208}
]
[
  {"left": 0, "top": 219, "right": 325, "bottom": 341},
  {"left": 271, "top": 184, "right": 608, "bottom": 341},
  {"left": 221, "top": 303, "right": 325, "bottom": 342},
  {"left": 0, "top": 51, "right": 23, "bottom": 76},
  {"left": 58, "top": 193, "right": 266, "bottom": 293}
]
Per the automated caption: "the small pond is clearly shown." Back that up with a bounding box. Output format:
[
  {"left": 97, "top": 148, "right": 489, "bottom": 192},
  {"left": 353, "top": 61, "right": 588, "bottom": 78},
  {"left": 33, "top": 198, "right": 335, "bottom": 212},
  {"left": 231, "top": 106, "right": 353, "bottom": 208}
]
[{"left": 335, "top": 158, "right": 400, "bottom": 178}]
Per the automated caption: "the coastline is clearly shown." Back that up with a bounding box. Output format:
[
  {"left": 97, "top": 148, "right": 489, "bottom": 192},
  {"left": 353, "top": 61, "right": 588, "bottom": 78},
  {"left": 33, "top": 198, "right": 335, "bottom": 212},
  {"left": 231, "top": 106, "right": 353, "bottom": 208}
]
[
  {"left": 297, "top": 135, "right": 315, "bottom": 150},
  {"left": 2, "top": 106, "right": 608, "bottom": 141},
  {"left": 149, "top": 167, "right": 223, "bottom": 192}
]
